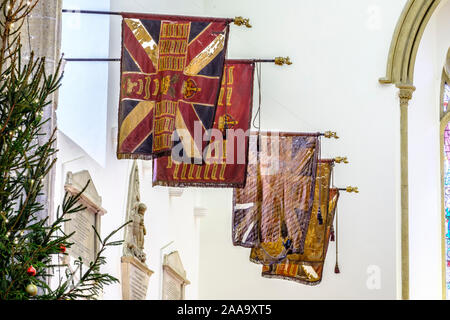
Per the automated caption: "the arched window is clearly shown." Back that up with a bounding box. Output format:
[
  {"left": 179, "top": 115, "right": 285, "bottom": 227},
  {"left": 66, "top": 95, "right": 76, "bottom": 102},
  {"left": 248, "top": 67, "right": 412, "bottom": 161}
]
[
  {"left": 444, "top": 82, "right": 450, "bottom": 115},
  {"left": 441, "top": 48, "right": 450, "bottom": 299}
]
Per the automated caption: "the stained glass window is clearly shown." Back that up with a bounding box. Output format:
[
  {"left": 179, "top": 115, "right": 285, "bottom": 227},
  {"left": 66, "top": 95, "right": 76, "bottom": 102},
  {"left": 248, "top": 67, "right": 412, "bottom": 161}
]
[
  {"left": 444, "top": 117, "right": 450, "bottom": 299},
  {"left": 444, "top": 83, "right": 450, "bottom": 114}
]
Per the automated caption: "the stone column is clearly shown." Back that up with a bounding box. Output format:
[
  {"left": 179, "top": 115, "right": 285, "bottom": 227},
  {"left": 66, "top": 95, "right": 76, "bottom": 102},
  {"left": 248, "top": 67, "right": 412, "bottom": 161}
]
[
  {"left": 397, "top": 84, "right": 416, "bottom": 300},
  {"left": 0, "top": 0, "right": 62, "bottom": 292},
  {"left": 22, "top": 0, "right": 63, "bottom": 222}
]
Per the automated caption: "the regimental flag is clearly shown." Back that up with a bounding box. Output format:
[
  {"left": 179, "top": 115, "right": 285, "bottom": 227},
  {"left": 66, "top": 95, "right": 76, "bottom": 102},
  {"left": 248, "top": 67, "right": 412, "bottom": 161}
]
[
  {"left": 250, "top": 160, "right": 333, "bottom": 265},
  {"left": 117, "top": 13, "right": 231, "bottom": 159},
  {"left": 152, "top": 60, "right": 255, "bottom": 187},
  {"left": 260, "top": 187, "right": 340, "bottom": 285},
  {"left": 232, "top": 132, "right": 320, "bottom": 256}
]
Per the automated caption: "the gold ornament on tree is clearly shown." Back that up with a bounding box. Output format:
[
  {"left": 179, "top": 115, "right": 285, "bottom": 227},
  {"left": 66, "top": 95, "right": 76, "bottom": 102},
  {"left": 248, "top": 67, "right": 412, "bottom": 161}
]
[{"left": 25, "top": 283, "right": 37, "bottom": 296}]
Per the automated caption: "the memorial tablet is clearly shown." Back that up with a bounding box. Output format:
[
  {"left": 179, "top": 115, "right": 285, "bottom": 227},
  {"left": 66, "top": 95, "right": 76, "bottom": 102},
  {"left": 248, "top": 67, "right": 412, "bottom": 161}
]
[
  {"left": 162, "top": 251, "right": 190, "bottom": 300},
  {"left": 64, "top": 171, "right": 106, "bottom": 266},
  {"left": 121, "top": 256, "right": 153, "bottom": 300}
]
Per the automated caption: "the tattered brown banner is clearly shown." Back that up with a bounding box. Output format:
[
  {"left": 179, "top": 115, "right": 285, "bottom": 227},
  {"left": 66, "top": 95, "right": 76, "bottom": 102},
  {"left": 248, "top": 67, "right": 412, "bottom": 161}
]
[{"left": 232, "top": 132, "right": 320, "bottom": 256}]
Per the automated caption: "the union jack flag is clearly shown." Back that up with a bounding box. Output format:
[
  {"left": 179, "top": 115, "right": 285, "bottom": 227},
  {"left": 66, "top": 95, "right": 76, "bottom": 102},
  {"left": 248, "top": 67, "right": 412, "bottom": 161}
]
[{"left": 117, "top": 13, "right": 230, "bottom": 159}]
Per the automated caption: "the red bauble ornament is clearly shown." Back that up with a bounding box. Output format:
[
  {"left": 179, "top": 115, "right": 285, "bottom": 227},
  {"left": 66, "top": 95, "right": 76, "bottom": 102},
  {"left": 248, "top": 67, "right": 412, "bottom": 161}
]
[
  {"left": 59, "top": 244, "right": 66, "bottom": 253},
  {"left": 27, "top": 266, "right": 36, "bottom": 277}
]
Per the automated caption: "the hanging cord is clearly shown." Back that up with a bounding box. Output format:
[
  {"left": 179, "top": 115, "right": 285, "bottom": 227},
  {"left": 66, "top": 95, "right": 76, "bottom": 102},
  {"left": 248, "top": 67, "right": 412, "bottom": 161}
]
[
  {"left": 334, "top": 163, "right": 340, "bottom": 273},
  {"left": 334, "top": 203, "right": 340, "bottom": 274},
  {"left": 330, "top": 166, "right": 335, "bottom": 242},
  {"left": 317, "top": 137, "right": 323, "bottom": 225},
  {"left": 252, "top": 62, "right": 262, "bottom": 130},
  {"left": 330, "top": 164, "right": 340, "bottom": 273},
  {"left": 253, "top": 62, "right": 262, "bottom": 154},
  {"left": 254, "top": 63, "right": 262, "bottom": 252},
  {"left": 253, "top": 65, "right": 288, "bottom": 262}
]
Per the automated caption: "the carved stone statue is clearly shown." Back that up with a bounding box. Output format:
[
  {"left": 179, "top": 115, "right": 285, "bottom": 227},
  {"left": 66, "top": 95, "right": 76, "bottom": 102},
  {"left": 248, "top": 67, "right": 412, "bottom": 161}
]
[
  {"left": 125, "top": 202, "right": 147, "bottom": 263},
  {"left": 121, "top": 161, "right": 154, "bottom": 300},
  {"left": 132, "top": 203, "right": 147, "bottom": 249},
  {"left": 123, "top": 161, "right": 147, "bottom": 264}
]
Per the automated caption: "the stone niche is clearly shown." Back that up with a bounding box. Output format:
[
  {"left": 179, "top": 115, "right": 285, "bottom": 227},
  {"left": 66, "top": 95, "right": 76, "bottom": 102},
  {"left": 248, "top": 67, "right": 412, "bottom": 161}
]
[
  {"left": 162, "top": 251, "right": 190, "bottom": 300},
  {"left": 64, "top": 170, "right": 107, "bottom": 266},
  {"left": 121, "top": 161, "right": 153, "bottom": 300}
]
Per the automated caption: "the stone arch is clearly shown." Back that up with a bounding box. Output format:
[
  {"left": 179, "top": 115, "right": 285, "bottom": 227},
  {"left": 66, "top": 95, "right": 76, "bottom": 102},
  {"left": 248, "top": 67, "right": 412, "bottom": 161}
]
[
  {"left": 380, "top": 0, "right": 443, "bottom": 86},
  {"left": 446, "top": 47, "right": 450, "bottom": 71},
  {"left": 380, "top": 0, "right": 449, "bottom": 300}
]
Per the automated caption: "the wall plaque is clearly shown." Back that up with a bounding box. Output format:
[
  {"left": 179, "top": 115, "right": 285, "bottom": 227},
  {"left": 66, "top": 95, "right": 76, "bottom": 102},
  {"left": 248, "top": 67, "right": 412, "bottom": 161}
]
[
  {"left": 64, "top": 207, "right": 97, "bottom": 264},
  {"left": 162, "top": 251, "right": 190, "bottom": 300},
  {"left": 64, "top": 171, "right": 106, "bottom": 266},
  {"left": 121, "top": 256, "right": 154, "bottom": 300}
]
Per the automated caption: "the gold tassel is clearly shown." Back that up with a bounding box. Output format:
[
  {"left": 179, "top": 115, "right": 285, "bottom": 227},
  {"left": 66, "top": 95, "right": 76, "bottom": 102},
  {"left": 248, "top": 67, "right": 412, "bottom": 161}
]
[{"left": 334, "top": 263, "right": 340, "bottom": 274}]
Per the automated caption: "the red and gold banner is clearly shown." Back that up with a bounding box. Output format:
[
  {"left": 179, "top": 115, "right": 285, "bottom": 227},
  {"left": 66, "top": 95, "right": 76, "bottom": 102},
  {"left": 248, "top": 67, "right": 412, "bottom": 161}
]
[
  {"left": 117, "top": 13, "right": 231, "bottom": 159},
  {"left": 232, "top": 132, "right": 320, "bottom": 255},
  {"left": 152, "top": 60, "right": 255, "bottom": 187},
  {"left": 260, "top": 187, "right": 340, "bottom": 286}
]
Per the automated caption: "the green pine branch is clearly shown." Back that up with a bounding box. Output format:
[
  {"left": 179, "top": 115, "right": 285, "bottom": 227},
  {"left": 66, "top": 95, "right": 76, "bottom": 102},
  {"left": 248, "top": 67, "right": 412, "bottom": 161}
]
[{"left": 0, "top": 0, "right": 127, "bottom": 300}]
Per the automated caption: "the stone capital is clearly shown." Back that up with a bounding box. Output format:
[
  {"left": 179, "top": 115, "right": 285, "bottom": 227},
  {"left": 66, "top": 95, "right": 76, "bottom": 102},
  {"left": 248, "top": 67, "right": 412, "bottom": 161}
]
[{"left": 397, "top": 84, "right": 416, "bottom": 107}]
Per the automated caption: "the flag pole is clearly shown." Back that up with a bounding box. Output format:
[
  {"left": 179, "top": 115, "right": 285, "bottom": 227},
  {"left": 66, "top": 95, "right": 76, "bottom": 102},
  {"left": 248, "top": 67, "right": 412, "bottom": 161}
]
[
  {"left": 61, "top": 9, "right": 251, "bottom": 27},
  {"left": 62, "top": 9, "right": 121, "bottom": 16},
  {"left": 63, "top": 57, "right": 293, "bottom": 64},
  {"left": 249, "top": 131, "right": 339, "bottom": 138}
]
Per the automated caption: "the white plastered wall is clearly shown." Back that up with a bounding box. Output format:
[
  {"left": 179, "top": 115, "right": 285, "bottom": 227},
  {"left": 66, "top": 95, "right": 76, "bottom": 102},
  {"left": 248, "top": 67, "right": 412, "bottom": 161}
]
[
  {"left": 54, "top": 0, "right": 450, "bottom": 300},
  {"left": 197, "top": 0, "right": 404, "bottom": 299}
]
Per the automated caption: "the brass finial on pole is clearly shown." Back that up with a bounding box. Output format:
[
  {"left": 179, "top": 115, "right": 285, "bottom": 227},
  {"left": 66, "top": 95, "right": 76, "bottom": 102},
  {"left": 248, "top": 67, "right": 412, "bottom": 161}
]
[
  {"left": 335, "top": 156, "right": 349, "bottom": 164},
  {"left": 324, "top": 131, "right": 339, "bottom": 139},
  {"left": 337, "top": 186, "right": 358, "bottom": 193},
  {"left": 344, "top": 186, "right": 359, "bottom": 193},
  {"left": 233, "top": 16, "right": 252, "bottom": 28},
  {"left": 274, "top": 56, "right": 292, "bottom": 66}
]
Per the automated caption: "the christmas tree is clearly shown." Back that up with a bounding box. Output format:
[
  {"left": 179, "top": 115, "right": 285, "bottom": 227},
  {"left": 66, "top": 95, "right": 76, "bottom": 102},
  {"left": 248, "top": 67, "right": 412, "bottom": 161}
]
[{"left": 0, "top": 0, "right": 125, "bottom": 300}]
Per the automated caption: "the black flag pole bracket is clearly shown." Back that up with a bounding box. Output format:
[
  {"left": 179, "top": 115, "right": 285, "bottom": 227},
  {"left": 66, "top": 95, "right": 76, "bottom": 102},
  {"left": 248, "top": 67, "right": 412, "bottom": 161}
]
[{"left": 63, "top": 58, "right": 121, "bottom": 62}]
